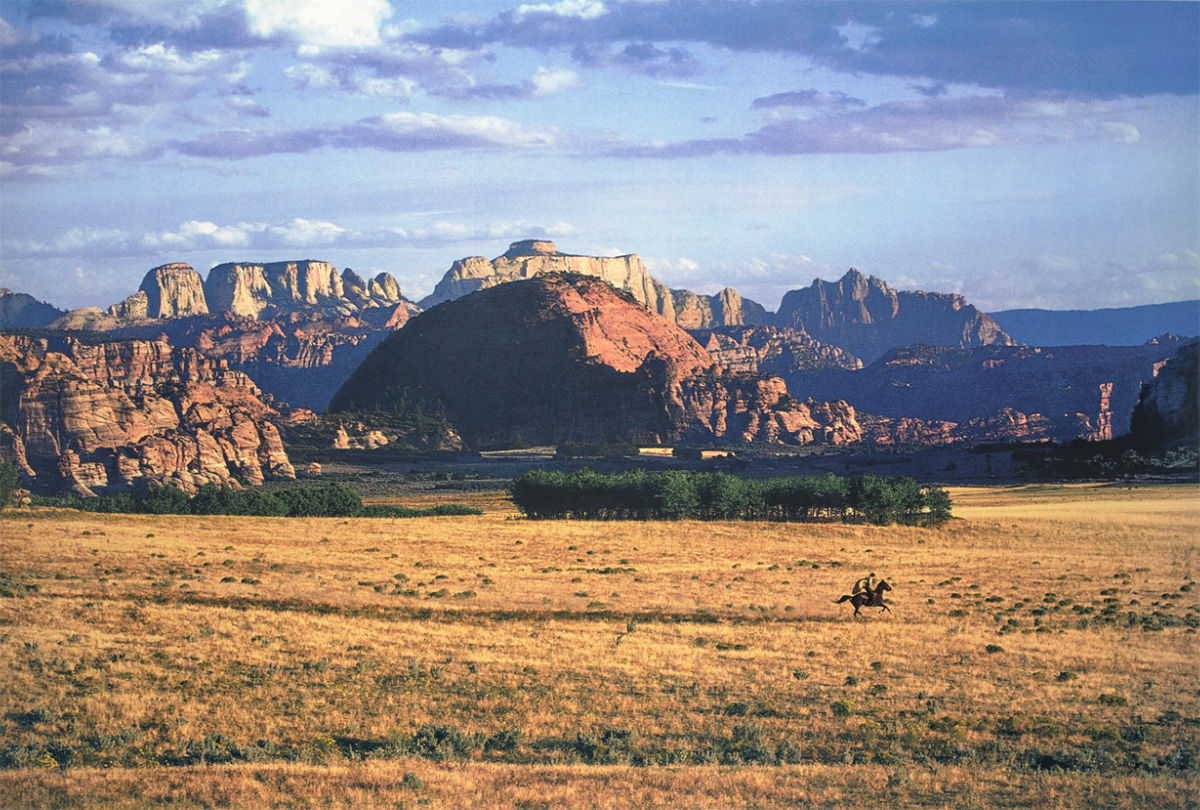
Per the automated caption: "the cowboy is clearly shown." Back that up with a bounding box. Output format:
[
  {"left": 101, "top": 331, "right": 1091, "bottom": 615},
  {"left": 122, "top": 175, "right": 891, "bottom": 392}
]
[{"left": 852, "top": 574, "right": 876, "bottom": 600}]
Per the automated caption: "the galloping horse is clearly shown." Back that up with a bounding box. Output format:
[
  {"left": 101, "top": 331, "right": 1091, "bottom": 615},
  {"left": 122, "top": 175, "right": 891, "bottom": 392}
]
[{"left": 834, "top": 579, "right": 892, "bottom": 618}]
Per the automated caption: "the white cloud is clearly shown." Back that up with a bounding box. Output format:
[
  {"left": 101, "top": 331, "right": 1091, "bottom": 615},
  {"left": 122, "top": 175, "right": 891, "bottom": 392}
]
[
  {"left": 835, "top": 21, "right": 882, "bottom": 52},
  {"left": 285, "top": 60, "right": 417, "bottom": 100},
  {"left": 225, "top": 96, "right": 270, "bottom": 117},
  {"left": 373, "top": 112, "right": 560, "bottom": 149},
  {"left": 1, "top": 125, "right": 160, "bottom": 168},
  {"left": 356, "top": 77, "right": 418, "bottom": 100},
  {"left": 115, "top": 44, "right": 224, "bottom": 75},
  {"left": 3, "top": 216, "right": 581, "bottom": 262},
  {"left": 516, "top": 0, "right": 608, "bottom": 20},
  {"left": 143, "top": 220, "right": 263, "bottom": 250},
  {"left": 1099, "top": 121, "right": 1141, "bottom": 144},
  {"left": 530, "top": 67, "right": 581, "bottom": 97},
  {"left": 0, "top": 18, "right": 25, "bottom": 47},
  {"left": 243, "top": 0, "right": 393, "bottom": 48},
  {"left": 283, "top": 63, "right": 340, "bottom": 91},
  {"left": 269, "top": 218, "right": 346, "bottom": 245}
]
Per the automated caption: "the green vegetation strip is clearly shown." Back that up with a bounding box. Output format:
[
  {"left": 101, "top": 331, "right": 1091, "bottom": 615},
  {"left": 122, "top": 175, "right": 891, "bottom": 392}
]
[
  {"left": 69, "top": 482, "right": 481, "bottom": 519},
  {"left": 510, "top": 470, "right": 951, "bottom": 525}
]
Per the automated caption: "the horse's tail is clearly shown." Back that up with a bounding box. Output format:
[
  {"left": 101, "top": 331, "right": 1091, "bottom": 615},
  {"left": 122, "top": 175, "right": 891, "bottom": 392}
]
[{"left": 833, "top": 594, "right": 852, "bottom": 604}]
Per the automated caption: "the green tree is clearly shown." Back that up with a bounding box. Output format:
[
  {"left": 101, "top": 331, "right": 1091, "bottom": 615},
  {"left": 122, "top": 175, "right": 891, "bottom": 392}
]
[
  {"left": 191, "top": 483, "right": 238, "bottom": 515},
  {"left": 922, "top": 485, "right": 953, "bottom": 526},
  {"left": 140, "top": 485, "right": 190, "bottom": 515},
  {"left": 0, "top": 461, "right": 20, "bottom": 509},
  {"left": 654, "top": 470, "right": 699, "bottom": 520}
]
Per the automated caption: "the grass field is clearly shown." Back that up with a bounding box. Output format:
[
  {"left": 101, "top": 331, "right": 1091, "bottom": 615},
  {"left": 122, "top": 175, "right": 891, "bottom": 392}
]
[{"left": 1, "top": 482, "right": 1197, "bottom": 808}]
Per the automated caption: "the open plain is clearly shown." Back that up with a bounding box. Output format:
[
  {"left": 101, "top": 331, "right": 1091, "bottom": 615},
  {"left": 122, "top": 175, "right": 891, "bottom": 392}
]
[{"left": 1, "top": 482, "right": 1197, "bottom": 809}]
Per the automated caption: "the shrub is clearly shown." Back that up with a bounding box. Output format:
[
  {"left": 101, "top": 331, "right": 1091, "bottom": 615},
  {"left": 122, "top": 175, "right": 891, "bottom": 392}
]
[{"left": 831, "top": 699, "right": 855, "bottom": 717}]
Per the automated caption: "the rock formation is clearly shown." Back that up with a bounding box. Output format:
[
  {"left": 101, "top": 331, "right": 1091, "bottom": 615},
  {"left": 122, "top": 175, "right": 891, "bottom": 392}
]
[
  {"left": 775, "top": 268, "right": 1014, "bottom": 364},
  {"left": 57, "top": 261, "right": 411, "bottom": 326},
  {"left": 1129, "top": 338, "right": 1199, "bottom": 451},
  {"left": 128, "top": 311, "right": 406, "bottom": 411},
  {"left": 0, "top": 333, "right": 295, "bottom": 495},
  {"left": 690, "top": 325, "right": 863, "bottom": 375},
  {"left": 672, "top": 287, "right": 771, "bottom": 329},
  {"left": 203, "top": 260, "right": 385, "bottom": 319},
  {"left": 146, "top": 263, "right": 209, "bottom": 318},
  {"left": 859, "top": 409, "right": 1075, "bottom": 445},
  {"left": 794, "top": 342, "right": 1179, "bottom": 444},
  {"left": 420, "top": 240, "right": 676, "bottom": 318},
  {"left": 333, "top": 274, "right": 860, "bottom": 448},
  {"left": 0, "top": 422, "right": 35, "bottom": 477},
  {"left": 40, "top": 259, "right": 417, "bottom": 410},
  {"left": 419, "top": 240, "right": 771, "bottom": 329},
  {"left": 105, "top": 263, "right": 210, "bottom": 320}
]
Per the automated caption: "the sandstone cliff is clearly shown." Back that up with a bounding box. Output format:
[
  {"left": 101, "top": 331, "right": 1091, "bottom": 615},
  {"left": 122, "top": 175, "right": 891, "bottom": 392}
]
[
  {"left": 672, "top": 287, "right": 771, "bottom": 329},
  {"left": 204, "top": 260, "right": 394, "bottom": 319},
  {"left": 42, "top": 257, "right": 417, "bottom": 410},
  {"left": 1129, "top": 338, "right": 1199, "bottom": 451},
  {"left": 419, "top": 240, "right": 678, "bottom": 320},
  {"left": 0, "top": 333, "right": 295, "bottom": 495},
  {"left": 60, "top": 261, "right": 411, "bottom": 326},
  {"left": 105, "top": 263, "right": 210, "bottom": 320},
  {"left": 775, "top": 268, "right": 1015, "bottom": 364},
  {"left": 333, "top": 274, "right": 860, "bottom": 448}
]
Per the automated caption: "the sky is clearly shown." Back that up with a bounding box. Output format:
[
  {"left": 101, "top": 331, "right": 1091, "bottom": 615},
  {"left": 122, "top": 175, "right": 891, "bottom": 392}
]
[{"left": 1, "top": 0, "right": 1198, "bottom": 314}]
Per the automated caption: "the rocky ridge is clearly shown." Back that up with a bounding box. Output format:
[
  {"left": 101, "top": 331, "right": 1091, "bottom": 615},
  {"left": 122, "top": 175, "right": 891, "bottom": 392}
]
[
  {"left": 0, "top": 333, "right": 295, "bottom": 495},
  {"left": 776, "top": 268, "right": 1015, "bottom": 364},
  {"left": 420, "top": 240, "right": 770, "bottom": 329},
  {"left": 333, "top": 274, "right": 860, "bottom": 448},
  {"left": 82, "top": 261, "right": 415, "bottom": 324},
  {"left": 45, "top": 261, "right": 418, "bottom": 411},
  {"left": 10, "top": 242, "right": 1183, "bottom": 451},
  {"left": 791, "top": 342, "right": 1183, "bottom": 445}
]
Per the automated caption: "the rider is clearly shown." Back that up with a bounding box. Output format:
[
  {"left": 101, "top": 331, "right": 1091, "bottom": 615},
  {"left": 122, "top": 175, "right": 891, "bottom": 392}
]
[{"left": 852, "top": 573, "right": 876, "bottom": 599}]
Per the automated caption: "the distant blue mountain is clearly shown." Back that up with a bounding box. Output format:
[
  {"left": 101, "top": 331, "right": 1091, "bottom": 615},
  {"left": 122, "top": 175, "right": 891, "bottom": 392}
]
[
  {"left": 991, "top": 300, "right": 1199, "bottom": 346},
  {"left": 0, "top": 288, "right": 67, "bottom": 329}
]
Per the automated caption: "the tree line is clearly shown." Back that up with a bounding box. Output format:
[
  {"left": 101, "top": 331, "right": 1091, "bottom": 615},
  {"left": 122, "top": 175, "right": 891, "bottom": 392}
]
[
  {"left": 72, "top": 482, "right": 481, "bottom": 519},
  {"left": 509, "top": 469, "right": 952, "bottom": 526}
]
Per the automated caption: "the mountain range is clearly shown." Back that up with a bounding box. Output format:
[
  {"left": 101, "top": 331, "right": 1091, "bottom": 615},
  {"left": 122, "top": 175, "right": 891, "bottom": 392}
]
[
  {"left": 1, "top": 239, "right": 1196, "bottom": 495},
  {"left": 992, "top": 300, "right": 1198, "bottom": 347}
]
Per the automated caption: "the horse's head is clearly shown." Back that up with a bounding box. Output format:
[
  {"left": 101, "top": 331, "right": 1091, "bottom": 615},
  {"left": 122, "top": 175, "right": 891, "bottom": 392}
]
[{"left": 876, "top": 579, "right": 892, "bottom": 592}]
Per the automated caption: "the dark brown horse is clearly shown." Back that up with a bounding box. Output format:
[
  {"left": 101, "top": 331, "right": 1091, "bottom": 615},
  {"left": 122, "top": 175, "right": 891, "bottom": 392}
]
[{"left": 834, "top": 579, "right": 892, "bottom": 618}]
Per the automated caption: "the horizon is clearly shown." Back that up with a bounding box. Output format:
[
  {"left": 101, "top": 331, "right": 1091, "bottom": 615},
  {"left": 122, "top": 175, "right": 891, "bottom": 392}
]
[
  {"left": 1, "top": 1, "right": 1197, "bottom": 313},
  {"left": 4, "top": 250, "right": 1200, "bottom": 318}
]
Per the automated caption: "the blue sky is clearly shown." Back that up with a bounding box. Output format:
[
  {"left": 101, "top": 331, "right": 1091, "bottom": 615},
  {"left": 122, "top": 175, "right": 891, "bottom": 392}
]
[{"left": 1, "top": 0, "right": 1197, "bottom": 313}]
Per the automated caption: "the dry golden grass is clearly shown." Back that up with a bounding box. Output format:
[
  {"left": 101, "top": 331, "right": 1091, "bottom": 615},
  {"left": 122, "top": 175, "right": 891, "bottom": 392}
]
[{"left": 0, "top": 482, "right": 1197, "bottom": 808}]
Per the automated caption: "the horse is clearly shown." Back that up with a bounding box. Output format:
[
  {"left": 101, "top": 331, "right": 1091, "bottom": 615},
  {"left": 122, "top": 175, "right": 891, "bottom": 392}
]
[{"left": 833, "top": 579, "right": 893, "bottom": 618}]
